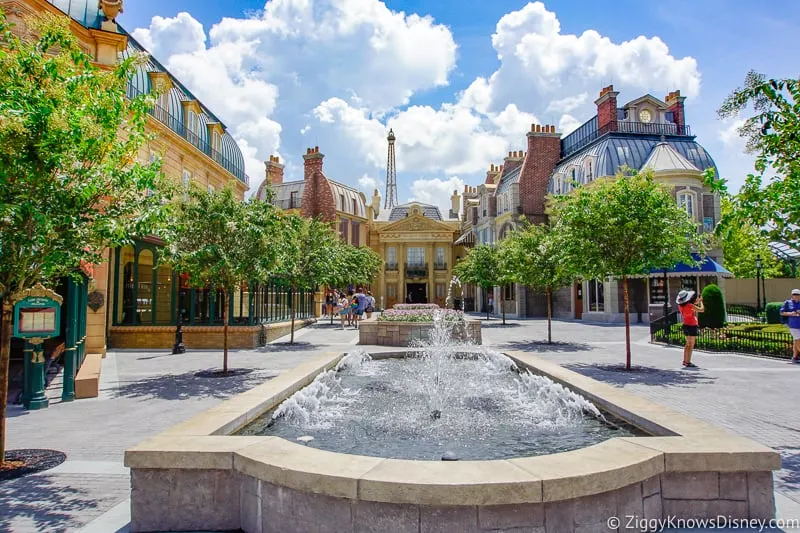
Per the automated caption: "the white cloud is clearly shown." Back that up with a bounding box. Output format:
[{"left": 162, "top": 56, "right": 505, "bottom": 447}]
[
  {"left": 546, "top": 93, "right": 588, "bottom": 114},
  {"left": 409, "top": 176, "right": 464, "bottom": 215},
  {"left": 132, "top": 12, "right": 206, "bottom": 58},
  {"left": 718, "top": 118, "right": 747, "bottom": 150},
  {"left": 358, "top": 174, "right": 380, "bottom": 194},
  {"left": 558, "top": 114, "right": 582, "bottom": 135},
  {"left": 300, "top": 125, "right": 311, "bottom": 135}
]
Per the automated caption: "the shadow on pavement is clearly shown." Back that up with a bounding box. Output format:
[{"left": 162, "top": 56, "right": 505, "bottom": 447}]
[
  {"left": 480, "top": 322, "right": 522, "bottom": 329},
  {"left": 258, "top": 341, "right": 318, "bottom": 353},
  {"left": 564, "top": 362, "right": 716, "bottom": 387},
  {"left": 0, "top": 474, "right": 99, "bottom": 532},
  {"left": 501, "top": 340, "right": 593, "bottom": 353},
  {"left": 775, "top": 447, "right": 800, "bottom": 495},
  {"left": 116, "top": 369, "right": 275, "bottom": 401}
]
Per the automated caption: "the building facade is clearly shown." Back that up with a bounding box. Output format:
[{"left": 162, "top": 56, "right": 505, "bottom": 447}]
[{"left": 456, "top": 85, "right": 729, "bottom": 323}]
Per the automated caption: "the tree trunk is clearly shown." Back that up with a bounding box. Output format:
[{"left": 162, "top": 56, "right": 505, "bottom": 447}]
[
  {"left": 223, "top": 291, "right": 229, "bottom": 374},
  {"left": 623, "top": 275, "right": 631, "bottom": 370},
  {"left": 485, "top": 287, "right": 490, "bottom": 320},
  {"left": 0, "top": 296, "right": 11, "bottom": 467},
  {"left": 546, "top": 286, "right": 552, "bottom": 344},
  {"left": 290, "top": 286, "right": 296, "bottom": 344},
  {"left": 502, "top": 286, "right": 506, "bottom": 325}
]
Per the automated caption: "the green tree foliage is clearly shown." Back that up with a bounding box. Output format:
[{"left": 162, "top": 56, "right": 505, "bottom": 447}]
[
  {"left": 332, "top": 244, "right": 382, "bottom": 290},
  {"left": 765, "top": 302, "right": 784, "bottom": 325},
  {"left": 698, "top": 284, "right": 726, "bottom": 329},
  {"left": 0, "top": 11, "right": 170, "bottom": 465},
  {"left": 710, "top": 71, "right": 800, "bottom": 246},
  {"left": 160, "top": 188, "right": 282, "bottom": 370},
  {"left": 550, "top": 169, "right": 705, "bottom": 369},
  {"left": 500, "top": 222, "right": 574, "bottom": 342},
  {"left": 274, "top": 215, "right": 341, "bottom": 343},
  {"left": 717, "top": 197, "right": 782, "bottom": 278},
  {"left": 454, "top": 244, "right": 502, "bottom": 320}
]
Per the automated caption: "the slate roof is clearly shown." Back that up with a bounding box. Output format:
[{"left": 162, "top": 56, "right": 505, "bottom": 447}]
[{"left": 376, "top": 202, "right": 449, "bottom": 222}]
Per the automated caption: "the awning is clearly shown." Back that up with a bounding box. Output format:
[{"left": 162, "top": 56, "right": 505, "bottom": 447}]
[
  {"left": 454, "top": 231, "right": 475, "bottom": 246},
  {"left": 650, "top": 253, "right": 734, "bottom": 278}
]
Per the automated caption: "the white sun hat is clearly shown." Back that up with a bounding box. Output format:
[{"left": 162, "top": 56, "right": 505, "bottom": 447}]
[{"left": 676, "top": 290, "right": 695, "bottom": 305}]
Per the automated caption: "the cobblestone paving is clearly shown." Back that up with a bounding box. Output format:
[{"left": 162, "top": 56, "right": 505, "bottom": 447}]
[{"left": 3, "top": 316, "right": 800, "bottom": 532}]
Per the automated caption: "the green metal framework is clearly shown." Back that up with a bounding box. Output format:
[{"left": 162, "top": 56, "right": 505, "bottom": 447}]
[{"left": 768, "top": 241, "right": 800, "bottom": 277}]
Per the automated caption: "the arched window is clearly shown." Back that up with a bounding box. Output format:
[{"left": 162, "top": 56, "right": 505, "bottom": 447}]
[
  {"left": 677, "top": 190, "right": 696, "bottom": 220},
  {"left": 586, "top": 160, "right": 593, "bottom": 181}
]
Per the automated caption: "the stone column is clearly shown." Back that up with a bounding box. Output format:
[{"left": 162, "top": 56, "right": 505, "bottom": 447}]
[
  {"left": 399, "top": 242, "right": 406, "bottom": 302},
  {"left": 427, "top": 242, "right": 435, "bottom": 303},
  {"left": 377, "top": 243, "right": 386, "bottom": 308}
]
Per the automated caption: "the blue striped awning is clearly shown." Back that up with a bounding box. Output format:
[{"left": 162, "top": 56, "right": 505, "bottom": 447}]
[{"left": 651, "top": 253, "right": 734, "bottom": 278}]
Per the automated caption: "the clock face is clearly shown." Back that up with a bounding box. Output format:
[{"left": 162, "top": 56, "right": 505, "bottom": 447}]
[{"left": 639, "top": 109, "right": 652, "bottom": 123}]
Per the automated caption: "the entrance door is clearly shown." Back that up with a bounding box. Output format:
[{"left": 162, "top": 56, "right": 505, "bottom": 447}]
[
  {"left": 574, "top": 282, "right": 583, "bottom": 319},
  {"left": 406, "top": 283, "right": 427, "bottom": 304}
]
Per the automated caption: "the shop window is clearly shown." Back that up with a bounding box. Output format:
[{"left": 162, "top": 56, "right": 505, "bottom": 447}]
[
  {"left": 649, "top": 277, "right": 667, "bottom": 304},
  {"left": 504, "top": 284, "right": 516, "bottom": 301},
  {"left": 588, "top": 280, "right": 605, "bottom": 312}
]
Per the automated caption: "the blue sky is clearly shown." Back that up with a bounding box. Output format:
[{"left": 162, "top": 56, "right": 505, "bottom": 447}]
[{"left": 118, "top": 0, "right": 800, "bottom": 213}]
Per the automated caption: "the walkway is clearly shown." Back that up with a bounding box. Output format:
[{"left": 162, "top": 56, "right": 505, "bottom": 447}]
[{"left": 2, "top": 317, "right": 800, "bottom": 531}]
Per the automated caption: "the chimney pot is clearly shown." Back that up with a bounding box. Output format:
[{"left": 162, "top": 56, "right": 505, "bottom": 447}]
[
  {"left": 536, "top": 124, "right": 541, "bottom": 133},
  {"left": 531, "top": 123, "right": 536, "bottom": 131}
]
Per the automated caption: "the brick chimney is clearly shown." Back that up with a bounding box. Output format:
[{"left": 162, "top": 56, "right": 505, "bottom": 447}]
[
  {"left": 665, "top": 90, "right": 686, "bottom": 134},
  {"left": 502, "top": 151, "right": 525, "bottom": 175},
  {"left": 301, "top": 146, "right": 335, "bottom": 222},
  {"left": 518, "top": 124, "right": 561, "bottom": 223},
  {"left": 485, "top": 163, "right": 502, "bottom": 185},
  {"left": 450, "top": 189, "right": 461, "bottom": 219},
  {"left": 265, "top": 155, "right": 284, "bottom": 185},
  {"left": 595, "top": 85, "right": 619, "bottom": 134}
]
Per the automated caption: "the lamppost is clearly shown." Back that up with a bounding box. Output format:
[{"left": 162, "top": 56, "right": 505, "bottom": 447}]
[
  {"left": 755, "top": 255, "right": 763, "bottom": 315},
  {"left": 662, "top": 268, "right": 671, "bottom": 345}
]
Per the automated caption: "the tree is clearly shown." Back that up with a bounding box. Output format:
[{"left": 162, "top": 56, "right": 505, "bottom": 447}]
[
  {"left": 275, "top": 215, "right": 341, "bottom": 343},
  {"left": 161, "top": 188, "right": 281, "bottom": 371},
  {"left": 551, "top": 169, "right": 705, "bottom": 369},
  {"left": 501, "top": 222, "right": 574, "bottom": 342},
  {"left": 0, "top": 11, "right": 169, "bottom": 466},
  {"left": 454, "top": 244, "right": 501, "bottom": 320},
  {"left": 710, "top": 71, "right": 800, "bottom": 246},
  {"left": 698, "top": 284, "right": 726, "bottom": 329},
  {"left": 717, "top": 197, "right": 782, "bottom": 278}
]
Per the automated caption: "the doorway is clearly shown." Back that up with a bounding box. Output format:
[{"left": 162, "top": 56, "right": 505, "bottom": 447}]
[
  {"left": 574, "top": 282, "right": 583, "bottom": 319},
  {"left": 405, "top": 283, "right": 427, "bottom": 304}
]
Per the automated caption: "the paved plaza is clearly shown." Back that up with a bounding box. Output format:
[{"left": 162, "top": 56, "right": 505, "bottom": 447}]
[{"left": 3, "top": 317, "right": 800, "bottom": 532}]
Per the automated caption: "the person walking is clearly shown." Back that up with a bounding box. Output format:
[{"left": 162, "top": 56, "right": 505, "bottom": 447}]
[
  {"left": 676, "top": 290, "right": 704, "bottom": 368},
  {"left": 365, "top": 290, "right": 375, "bottom": 319},
  {"left": 780, "top": 288, "right": 800, "bottom": 362},
  {"left": 338, "top": 293, "right": 350, "bottom": 330},
  {"left": 353, "top": 288, "right": 368, "bottom": 329}
]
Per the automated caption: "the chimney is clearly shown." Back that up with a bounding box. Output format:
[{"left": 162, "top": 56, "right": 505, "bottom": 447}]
[
  {"left": 449, "top": 189, "right": 461, "bottom": 219},
  {"left": 665, "top": 90, "right": 687, "bottom": 135},
  {"left": 518, "top": 123, "right": 561, "bottom": 223},
  {"left": 595, "top": 85, "right": 619, "bottom": 134},
  {"left": 371, "top": 188, "right": 381, "bottom": 218},
  {"left": 303, "top": 146, "right": 324, "bottom": 180},
  {"left": 485, "top": 163, "right": 502, "bottom": 185},
  {"left": 502, "top": 150, "right": 526, "bottom": 175},
  {"left": 265, "top": 155, "right": 284, "bottom": 185}
]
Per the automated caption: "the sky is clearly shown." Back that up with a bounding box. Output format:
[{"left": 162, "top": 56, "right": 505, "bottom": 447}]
[{"left": 118, "top": 0, "right": 800, "bottom": 215}]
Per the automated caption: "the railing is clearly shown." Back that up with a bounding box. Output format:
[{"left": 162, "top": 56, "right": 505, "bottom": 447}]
[
  {"left": 434, "top": 262, "right": 448, "bottom": 271},
  {"left": 126, "top": 85, "right": 249, "bottom": 186},
  {"left": 385, "top": 263, "right": 399, "bottom": 271},
  {"left": 650, "top": 312, "right": 792, "bottom": 359},
  {"left": 726, "top": 304, "right": 762, "bottom": 323},
  {"left": 273, "top": 198, "right": 302, "bottom": 210},
  {"left": 561, "top": 115, "right": 692, "bottom": 159},
  {"left": 405, "top": 263, "right": 428, "bottom": 278}
]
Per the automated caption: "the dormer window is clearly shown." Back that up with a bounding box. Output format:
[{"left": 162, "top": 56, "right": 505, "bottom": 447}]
[
  {"left": 639, "top": 109, "right": 652, "bottom": 123},
  {"left": 186, "top": 110, "right": 199, "bottom": 139},
  {"left": 352, "top": 198, "right": 357, "bottom": 215},
  {"left": 586, "top": 160, "right": 593, "bottom": 181},
  {"left": 211, "top": 131, "right": 221, "bottom": 154}
]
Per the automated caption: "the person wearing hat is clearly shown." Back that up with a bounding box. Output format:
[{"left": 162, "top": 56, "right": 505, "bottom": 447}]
[
  {"left": 676, "top": 289, "right": 704, "bottom": 368},
  {"left": 780, "top": 289, "right": 800, "bottom": 361}
]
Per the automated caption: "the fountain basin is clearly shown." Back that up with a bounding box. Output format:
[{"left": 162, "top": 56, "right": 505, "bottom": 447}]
[
  {"left": 359, "top": 315, "right": 482, "bottom": 346},
  {"left": 125, "top": 351, "right": 780, "bottom": 533}
]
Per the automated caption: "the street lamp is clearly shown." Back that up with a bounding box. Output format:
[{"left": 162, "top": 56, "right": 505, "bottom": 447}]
[{"left": 755, "top": 255, "right": 763, "bottom": 315}]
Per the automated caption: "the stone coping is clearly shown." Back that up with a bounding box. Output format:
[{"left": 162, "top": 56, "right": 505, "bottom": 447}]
[{"left": 126, "top": 351, "right": 780, "bottom": 506}]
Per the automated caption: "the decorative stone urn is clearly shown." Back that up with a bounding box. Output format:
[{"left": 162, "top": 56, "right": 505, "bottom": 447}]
[{"left": 99, "top": 0, "right": 123, "bottom": 21}]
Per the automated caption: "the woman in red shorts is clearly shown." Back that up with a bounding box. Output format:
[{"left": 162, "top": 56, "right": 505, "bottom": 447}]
[{"left": 676, "top": 290, "right": 704, "bottom": 368}]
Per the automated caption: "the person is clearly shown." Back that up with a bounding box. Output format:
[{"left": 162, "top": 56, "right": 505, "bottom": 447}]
[
  {"left": 780, "top": 289, "right": 800, "bottom": 362},
  {"left": 365, "top": 290, "right": 375, "bottom": 319},
  {"left": 488, "top": 295, "right": 494, "bottom": 314},
  {"left": 337, "top": 293, "right": 350, "bottom": 329},
  {"left": 353, "top": 288, "right": 368, "bottom": 329},
  {"left": 325, "top": 292, "right": 334, "bottom": 318},
  {"left": 676, "top": 289, "right": 704, "bottom": 368}
]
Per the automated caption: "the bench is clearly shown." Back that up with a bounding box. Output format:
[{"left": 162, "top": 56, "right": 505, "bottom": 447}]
[{"left": 75, "top": 353, "right": 102, "bottom": 399}]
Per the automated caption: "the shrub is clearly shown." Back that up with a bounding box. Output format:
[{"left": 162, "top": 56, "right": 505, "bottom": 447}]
[
  {"left": 393, "top": 303, "right": 440, "bottom": 310},
  {"left": 766, "top": 302, "right": 784, "bottom": 324},
  {"left": 698, "top": 284, "right": 725, "bottom": 328}
]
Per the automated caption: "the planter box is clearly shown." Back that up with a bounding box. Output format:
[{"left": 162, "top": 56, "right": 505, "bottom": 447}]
[{"left": 358, "top": 316, "right": 481, "bottom": 346}]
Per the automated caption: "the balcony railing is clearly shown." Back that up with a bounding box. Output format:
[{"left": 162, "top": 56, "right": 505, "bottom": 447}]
[
  {"left": 126, "top": 85, "right": 249, "bottom": 186},
  {"left": 560, "top": 114, "right": 692, "bottom": 159},
  {"left": 273, "top": 198, "right": 302, "bottom": 210},
  {"left": 434, "top": 262, "right": 448, "bottom": 271},
  {"left": 405, "top": 263, "right": 428, "bottom": 278},
  {"left": 385, "top": 263, "right": 399, "bottom": 271}
]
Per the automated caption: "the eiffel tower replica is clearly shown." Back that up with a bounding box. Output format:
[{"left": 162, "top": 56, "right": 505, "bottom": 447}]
[{"left": 384, "top": 129, "right": 398, "bottom": 210}]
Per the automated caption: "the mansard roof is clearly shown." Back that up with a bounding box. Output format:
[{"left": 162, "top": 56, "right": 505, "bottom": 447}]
[
  {"left": 642, "top": 142, "right": 701, "bottom": 173},
  {"left": 376, "top": 202, "right": 451, "bottom": 222}
]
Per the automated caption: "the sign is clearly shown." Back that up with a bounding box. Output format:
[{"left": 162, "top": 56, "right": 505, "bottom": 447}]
[
  {"left": 703, "top": 217, "right": 714, "bottom": 233},
  {"left": 12, "top": 284, "right": 63, "bottom": 339}
]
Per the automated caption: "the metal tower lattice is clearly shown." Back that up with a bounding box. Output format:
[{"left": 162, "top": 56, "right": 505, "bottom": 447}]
[{"left": 384, "top": 128, "right": 398, "bottom": 209}]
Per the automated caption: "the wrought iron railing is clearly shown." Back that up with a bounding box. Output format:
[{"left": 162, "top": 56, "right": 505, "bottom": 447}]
[
  {"left": 126, "top": 85, "right": 249, "bottom": 186},
  {"left": 561, "top": 115, "right": 693, "bottom": 159},
  {"left": 434, "top": 262, "right": 448, "bottom": 271},
  {"left": 273, "top": 198, "right": 302, "bottom": 210},
  {"left": 385, "top": 263, "right": 399, "bottom": 271},
  {"left": 405, "top": 263, "right": 428, "bottom": 278}
]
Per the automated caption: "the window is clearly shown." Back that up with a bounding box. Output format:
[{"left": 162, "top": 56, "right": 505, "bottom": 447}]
[
  {"left": 339, "top": 218, "right": 349, "bottom": 242},
  {"left": 586, "top": 160, "right": 593, "bottom": 181},
  {"left": 435, "top": 247, "right": 445, "bottom": 268},
  {"left": 571, "top": 168, "right": 576, "bottom": 184},
  {"left": 588, "top": 280, "right": 605, "bottom": 312},
  {"left": 211, "top": 131, "right": 221, "bottom": 154},
  {"left": 208, "top": 184, "right": 215, "bottom": 193},
  {"left": 407, "top": 247, "right": 424, "bottom": 266},
  {"left": 289, "top": 191, "right": 299, "bottom": 209},
  {"left": 616, "top": 145, "right": 631, "bottom": 161},
  {"left": 352, "top": 198, "right": 358, "bottom": 215},
  {"left": 340, "top": 194, "right": 345, "bottom": 211},
  {"left": 504, "top": 284, "right": 516, "bottom": 301},
  {"left": 186, "top": 110, "right": 198, "bottom": 138},
  {"left": 436, "top": 283, "right": 446, "bottom": 299},
  {"left": 677, "top": 191, "right": 695, "bottom": 220},
  {"left": 351, "top": 220, "right": 360, "bottom": 246},
  {"left": 387, "top": 284, "right": 397, "bottom": 297},
  {"left": 182, "top": 169, "right": 192, "bottom": 188},
  {"left": 497, "top": 196, "right": 503, "bottom": 214},
  {"left": 649, "top": 277, "right": 667, "bottom": 304},
  {"left": 387, "top": 247, "right": 396, "bottom": 269}
]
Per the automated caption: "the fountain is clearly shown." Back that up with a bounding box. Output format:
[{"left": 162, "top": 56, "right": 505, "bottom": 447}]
[{"left": 126, "top": 307, "right": 781, "bottom": 533}]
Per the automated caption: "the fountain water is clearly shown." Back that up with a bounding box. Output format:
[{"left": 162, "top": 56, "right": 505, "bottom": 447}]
[{"left": 240, "top": 310, "right": 635, "bottom": 460}]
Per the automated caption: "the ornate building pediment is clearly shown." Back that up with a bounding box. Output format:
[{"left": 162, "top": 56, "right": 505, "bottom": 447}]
[{"left": 378, "top": 214, "right": 456, "bottom": 234}]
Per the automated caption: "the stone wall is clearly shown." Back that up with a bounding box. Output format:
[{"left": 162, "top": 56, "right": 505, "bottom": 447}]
[
  {"left": 110, "top": 319, "right": 315, "bottom": 349},
  {"left": 130, "top": 469, "right": 775, "bottom": 533},
  {"left": 359, "top": 319, "right": 481, "bottom": 346}
]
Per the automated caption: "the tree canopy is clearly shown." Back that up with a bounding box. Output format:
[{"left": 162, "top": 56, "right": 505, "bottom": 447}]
[
  {"left": 454, "top": 244, "right": 503, "bottom": 319},
  {"left": 550, "top": 168, "right": 704, "bottom": 368}
]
